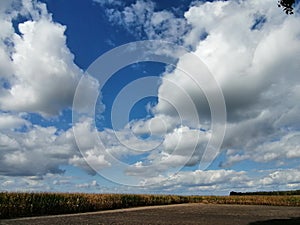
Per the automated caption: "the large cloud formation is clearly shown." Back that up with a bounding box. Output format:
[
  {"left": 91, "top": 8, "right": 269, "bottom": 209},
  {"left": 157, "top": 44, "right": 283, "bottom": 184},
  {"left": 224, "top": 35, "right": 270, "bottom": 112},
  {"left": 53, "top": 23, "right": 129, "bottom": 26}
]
[
  {"left": 0, "top": 0, "right": 82, "bottom": 116},
  {"left": 0, "top": 0, "right": 85, "bottom": 177},
  {"left": 182, "top": 1, "right": 300, "bottom": 167},
  {"left": 1, "top": 0, "right": 300, "bottom": 193},
  {"left": 96, "top": 0, "right": 300, "bottom": 189},
  {"left": 109, "top": 0, "right": 300, "bottom": 165}
]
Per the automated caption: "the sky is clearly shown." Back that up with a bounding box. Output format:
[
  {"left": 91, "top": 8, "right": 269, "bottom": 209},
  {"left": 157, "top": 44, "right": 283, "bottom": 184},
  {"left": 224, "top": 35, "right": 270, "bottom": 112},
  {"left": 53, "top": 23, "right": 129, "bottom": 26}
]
[{"left": 0, "top": 0, "right": 300, "bottom": 195}]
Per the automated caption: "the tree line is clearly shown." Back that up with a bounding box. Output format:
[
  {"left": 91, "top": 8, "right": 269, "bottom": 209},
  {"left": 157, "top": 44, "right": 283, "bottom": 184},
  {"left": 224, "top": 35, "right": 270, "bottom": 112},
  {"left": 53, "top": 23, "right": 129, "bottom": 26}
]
[{"left": 230, "top": 190, "right": 300, "bottom": 196}]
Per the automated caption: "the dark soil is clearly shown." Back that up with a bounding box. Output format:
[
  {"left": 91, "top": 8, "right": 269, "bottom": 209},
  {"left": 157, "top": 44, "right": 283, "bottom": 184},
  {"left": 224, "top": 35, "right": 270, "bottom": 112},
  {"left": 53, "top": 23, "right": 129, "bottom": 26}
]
[{"left": 1, "top": 204, "right": 300, "bottom": 225}]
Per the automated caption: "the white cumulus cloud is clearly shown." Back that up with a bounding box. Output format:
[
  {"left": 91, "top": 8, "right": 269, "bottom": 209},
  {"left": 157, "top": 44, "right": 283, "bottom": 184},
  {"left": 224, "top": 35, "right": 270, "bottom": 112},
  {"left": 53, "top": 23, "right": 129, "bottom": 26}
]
[{"left": 0, "top": 0, "right": 84, "bottom": 116}]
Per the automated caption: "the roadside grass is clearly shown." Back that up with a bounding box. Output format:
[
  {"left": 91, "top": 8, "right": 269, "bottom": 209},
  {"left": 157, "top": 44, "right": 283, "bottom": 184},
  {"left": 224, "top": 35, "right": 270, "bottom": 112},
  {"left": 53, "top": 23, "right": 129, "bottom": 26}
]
[{"left": 0, "top": 192, "right": 299, "bottom": 219}]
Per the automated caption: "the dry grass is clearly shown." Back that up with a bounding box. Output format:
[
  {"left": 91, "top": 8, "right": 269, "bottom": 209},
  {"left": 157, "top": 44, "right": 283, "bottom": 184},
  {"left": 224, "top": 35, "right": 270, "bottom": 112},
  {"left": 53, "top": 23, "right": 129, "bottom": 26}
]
[
  {"left": 0, "top": 192, "right": 187, "bottom": 219},
  {"left": 187, "top": 195, "right": 300, "bottom": 206}
]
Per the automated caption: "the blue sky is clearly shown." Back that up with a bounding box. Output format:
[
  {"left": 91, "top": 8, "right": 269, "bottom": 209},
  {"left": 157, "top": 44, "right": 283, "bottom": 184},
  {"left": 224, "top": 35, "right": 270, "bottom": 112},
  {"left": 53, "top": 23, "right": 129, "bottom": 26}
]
[{"left": 0, "top": 0, "right": 300, "bottom": 195}]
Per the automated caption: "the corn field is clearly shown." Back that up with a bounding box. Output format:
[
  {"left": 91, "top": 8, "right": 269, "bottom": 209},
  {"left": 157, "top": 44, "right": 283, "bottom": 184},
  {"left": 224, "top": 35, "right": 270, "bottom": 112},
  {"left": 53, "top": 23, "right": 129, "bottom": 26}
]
[
  {"left": 0, "top": 192, "right": 299, "bottom": 219},
  {"left": 0, "top": 192, "right": 188, "bottom": 219}
]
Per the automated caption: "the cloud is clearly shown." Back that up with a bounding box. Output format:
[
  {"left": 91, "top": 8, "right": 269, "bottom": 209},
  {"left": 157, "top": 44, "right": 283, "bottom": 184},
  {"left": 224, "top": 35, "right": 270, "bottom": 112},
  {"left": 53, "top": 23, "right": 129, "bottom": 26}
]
[
  {"left": 0, "top": 123, "right": 74, "bottom": 176},
  {"left": 101, "top": 0, "right": 190, "bottom": 44},
  {"left": 134, "top": 0, "right": 300, "bottom": 169},
  {"left": 0, "top": 0, "right": 84, "bottom": 116},
  {"left": 71, "top": 118, "right": 163, "bottom": 177},
  {"left": 0, "top": 0, "right": 103, "bottom": 178},
  {"left": 0, "top": 117, "right": 109, "bottom": 177},
  {"left": 125, "top": 126, "right": 211, "bottom": 179},
  {"left": 1, "top": 0, "right": 300, "bottom": 193},
  {"left": 138, "top": 168, "right": 300, "bottom": 194},
  {"left": 131, "top": 114, "right": 178, "bottom": 136},
  {"left": 256, "top": 169, "right": 300, "bottom": 190},
  {"left": 0, "top": 114, "right": 160, "bottom": 179},
  {"left": 0, "top": 113, "right": 29, "bottom": 130},
  {"left": 93, "top": 0, "right": 124, "bottom": 7},
  {"left": 224, "top": 131, "right": 300, "bottom": 166},
  {"left": 2, "top": 180, "right": 15, "bottom": 187},
  {"left": 139, "top": 169, "right": 250, "bottom": 191},
  {"left": 0, "top": 174, "right": 64, "bottom": 192},
  {"left": 87, "top": 0, "right": 300, "bottom": 182},
  {"left": 75, "top": 180, "right": 99, "bottom": 189}
]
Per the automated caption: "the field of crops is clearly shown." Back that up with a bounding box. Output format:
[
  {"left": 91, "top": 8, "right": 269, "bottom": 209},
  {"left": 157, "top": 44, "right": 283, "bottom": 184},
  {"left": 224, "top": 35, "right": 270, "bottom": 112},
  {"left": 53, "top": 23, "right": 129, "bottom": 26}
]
[{"left": 1, "top": 192, "right": 300, "bottom": 219}]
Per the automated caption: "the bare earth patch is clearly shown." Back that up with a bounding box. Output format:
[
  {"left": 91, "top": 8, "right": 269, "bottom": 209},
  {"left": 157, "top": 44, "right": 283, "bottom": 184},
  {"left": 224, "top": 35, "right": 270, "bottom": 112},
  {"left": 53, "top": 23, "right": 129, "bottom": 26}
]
[{"left": 1, "top": 204, "right": 300, "bottom": 225}]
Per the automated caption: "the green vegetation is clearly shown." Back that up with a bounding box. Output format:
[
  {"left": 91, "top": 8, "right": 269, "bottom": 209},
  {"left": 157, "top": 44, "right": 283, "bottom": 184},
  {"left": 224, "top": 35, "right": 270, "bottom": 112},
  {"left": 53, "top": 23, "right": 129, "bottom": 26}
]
[{"left": 1, "top": 192, "right": 300, "bottom": 219}]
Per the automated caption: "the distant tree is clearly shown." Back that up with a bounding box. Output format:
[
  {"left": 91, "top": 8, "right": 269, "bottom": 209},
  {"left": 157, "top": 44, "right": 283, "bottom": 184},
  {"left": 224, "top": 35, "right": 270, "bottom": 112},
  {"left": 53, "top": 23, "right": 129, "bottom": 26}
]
[{"left": 278, "top": 0, "right": 296, "bottom": 14}]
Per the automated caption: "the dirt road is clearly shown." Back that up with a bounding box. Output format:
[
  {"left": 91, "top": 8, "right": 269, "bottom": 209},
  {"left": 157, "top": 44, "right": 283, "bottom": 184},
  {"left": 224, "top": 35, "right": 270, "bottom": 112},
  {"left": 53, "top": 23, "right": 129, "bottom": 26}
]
[{"left": 1, "top": 204, "right": 300, "bottom": 225}]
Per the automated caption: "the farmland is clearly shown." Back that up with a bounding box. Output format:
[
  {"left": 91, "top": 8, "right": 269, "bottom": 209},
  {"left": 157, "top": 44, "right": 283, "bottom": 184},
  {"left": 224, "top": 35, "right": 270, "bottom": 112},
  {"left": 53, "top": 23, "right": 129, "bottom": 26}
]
[
  {"left": 1, "top": 192, "right": 300, "bottom": 219},
  {"left": 2, "top": 204, "right": 300, "bottom": 225}
]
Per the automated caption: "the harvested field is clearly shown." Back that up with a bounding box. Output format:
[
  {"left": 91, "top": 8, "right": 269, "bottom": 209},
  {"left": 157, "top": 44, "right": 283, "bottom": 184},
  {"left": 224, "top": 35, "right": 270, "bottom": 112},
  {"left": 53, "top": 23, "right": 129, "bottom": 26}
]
[{"left": 1, "top": 203, "right": 300, "bottom": 225}]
